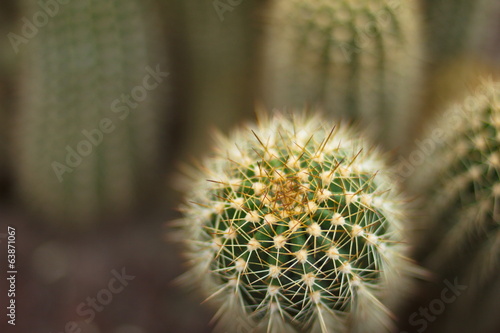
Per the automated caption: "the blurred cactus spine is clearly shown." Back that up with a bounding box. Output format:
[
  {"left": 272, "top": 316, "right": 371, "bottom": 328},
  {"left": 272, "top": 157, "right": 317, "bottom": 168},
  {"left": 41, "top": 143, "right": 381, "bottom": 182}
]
[
  {"left": 261, "top": 0, "right": 423, "bottom": 150},
  {"left": 178, "top": 112, "right": 418, "bottom": 333},
  {"left": 411, "top": 80, "right": 500, "bottom": 267},
  {"left": 409, "top": 80, "right": 500, "bottom": 332},
  {"left": 15, "top": 0, "right": 168, "bottom": 225}
]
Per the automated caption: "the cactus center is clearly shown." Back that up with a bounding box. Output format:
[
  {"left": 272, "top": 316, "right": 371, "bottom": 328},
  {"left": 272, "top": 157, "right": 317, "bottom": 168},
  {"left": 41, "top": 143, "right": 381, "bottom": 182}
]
[{"left": 270, "top": 174, "right": 305, "bottom": 211}]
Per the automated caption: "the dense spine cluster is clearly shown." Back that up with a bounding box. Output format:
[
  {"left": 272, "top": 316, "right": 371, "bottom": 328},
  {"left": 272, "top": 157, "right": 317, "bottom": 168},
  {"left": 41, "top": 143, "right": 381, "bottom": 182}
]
[
  {"left": 16, "top": 0, "right": 167, "bottom": 225},
  {"left": 409, "top": 80, "right": 500, "bottom": 332},
  {"left": 261, "top": 0, "right": 422, "bottom": 150},
  {"left": 179, "top": 113, "right": 416, "bottom": 333}
]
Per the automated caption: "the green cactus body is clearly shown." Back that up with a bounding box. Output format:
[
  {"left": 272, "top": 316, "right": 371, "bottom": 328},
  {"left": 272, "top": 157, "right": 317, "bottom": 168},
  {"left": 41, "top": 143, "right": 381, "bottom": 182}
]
[
  {"left": 409, "top": 80, "right": 500, "bottom": 332},
  {"left": 261, "top": 0, "right": 422, "bottom": 150},
  {"left": 412, "top": 80, "right": 499, "bottom": 267},
  {"left": 16, "top": 0, "right": 167, "bottom": 225},
  {"left": 178, "top": 113, "right": 417, "bottom": 333}
]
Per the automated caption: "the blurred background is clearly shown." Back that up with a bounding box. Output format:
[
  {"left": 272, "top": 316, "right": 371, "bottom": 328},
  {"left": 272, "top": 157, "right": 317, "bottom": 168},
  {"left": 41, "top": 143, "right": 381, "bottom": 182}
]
[{"left": 0, "top": 0, "right": 499, "bottom": 332}]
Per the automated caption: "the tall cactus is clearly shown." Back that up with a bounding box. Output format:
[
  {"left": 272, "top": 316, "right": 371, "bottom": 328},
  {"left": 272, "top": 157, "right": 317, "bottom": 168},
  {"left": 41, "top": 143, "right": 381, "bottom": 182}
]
[
  {"left": 408, "top": 80, "right": 500, "bottom": 332},
  {"left": 177, "top": 112, "right": 419, "bottom": 333},
  {"left": 261, "top": 0, "right": 423, "bottom": 150},
  {"left": 15, "top": 0, "right": 168, "bottom": 226},
  {"left": 421, "top": 0, "right": 498, "bottom": 65}
]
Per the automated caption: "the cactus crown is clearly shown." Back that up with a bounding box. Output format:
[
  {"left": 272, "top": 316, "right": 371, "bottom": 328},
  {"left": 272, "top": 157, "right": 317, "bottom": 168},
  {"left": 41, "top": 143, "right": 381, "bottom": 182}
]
[{"left": 179, "top": 113, "right": 414, "bottom": 332}]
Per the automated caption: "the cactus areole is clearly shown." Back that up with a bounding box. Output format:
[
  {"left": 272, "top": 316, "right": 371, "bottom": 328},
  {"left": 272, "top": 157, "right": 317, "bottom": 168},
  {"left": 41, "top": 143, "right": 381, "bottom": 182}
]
[{"left": 179, "top": 113, "right": 412, "bottom": 332}]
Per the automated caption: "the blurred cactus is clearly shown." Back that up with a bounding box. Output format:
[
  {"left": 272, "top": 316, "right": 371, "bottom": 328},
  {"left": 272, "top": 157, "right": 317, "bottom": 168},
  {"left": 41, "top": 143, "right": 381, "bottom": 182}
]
[
  {"left": 411, "top": 80, "right": 499, "bottom": 266},
  {"left": 177, "top": 112, "right": 418, "bottom": 333},
  {"left": 261, "top": 0, "right": 423, "bottom": 150},
  {"left": 408, "top": 80, "right": 500, "bottom": 332},
  {"left": 419, "top": 57, "right": 500, "bottom": 123},
  {"left": 15, "top": 0, "right": 168, "bottom": 226},
  {"left": 422, "top": 0, "right": 497, "bottom": 65},
  {"left": 417, "top": 0, "right": 500, "bottom": 138}
]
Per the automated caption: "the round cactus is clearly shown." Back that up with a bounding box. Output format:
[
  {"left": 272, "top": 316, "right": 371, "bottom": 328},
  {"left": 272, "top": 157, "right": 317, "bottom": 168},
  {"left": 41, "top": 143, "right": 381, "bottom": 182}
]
[
  {"left": 177, "top": 112, "right": 417, "bottom": 333},
  {"left": 407, "top": 80, "right": 500, "bottom": 333},
  {"left": 410, "top": 80, "right": 500, "bottom": 268}
]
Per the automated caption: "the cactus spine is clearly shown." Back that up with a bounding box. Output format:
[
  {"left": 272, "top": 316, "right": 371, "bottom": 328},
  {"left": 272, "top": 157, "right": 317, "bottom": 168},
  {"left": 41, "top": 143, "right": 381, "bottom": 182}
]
[
  {"left": 409, "top": 80, "right": 500, "bottom": 332},
  {"left": 16, "top": 0, "right": 167, "bottom": 225},
  {"left": 178, "top": 112, "right": 418, "bottom": 333},
  {"left": 261, "top": 0, "right": 423, "bottom": 150}
]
